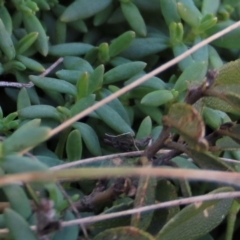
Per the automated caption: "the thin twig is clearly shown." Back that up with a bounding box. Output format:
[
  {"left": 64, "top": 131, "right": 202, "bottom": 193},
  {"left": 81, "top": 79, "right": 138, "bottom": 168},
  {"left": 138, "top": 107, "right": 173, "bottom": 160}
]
[
  {"left": 0, "top": 81, "right": 33, "bottom": 88},
  {"left": 56, "top": 182, "right": 89, "bottom": 239},
  {"left": 39, "top": 57, "right": 63, "bottom": 77},
  {"left": 0, "top": 191, "right": 239, "bottom": 234},
  {"left": 48, "top": 21, "right": 240, "bottom": 138},
  {"left": 50, "top": 150, "right": 240, "bottom": 170},
  {"left": 51, "top": 151, "right": 145, "bottom": 170},
  {"left": 62, "top": 191, "right": 240, "bottom": 227},
  {"left": 0, "top": 57, "right": 63, "bottom": 88},
  {"left": 2, "top": 167, "right": 240, "bottom": 193}
]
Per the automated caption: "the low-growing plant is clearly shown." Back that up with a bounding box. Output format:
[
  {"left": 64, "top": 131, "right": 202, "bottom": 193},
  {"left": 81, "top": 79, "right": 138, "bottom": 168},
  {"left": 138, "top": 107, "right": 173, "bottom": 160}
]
[{"left": 1, "top": 0, "right": 240, "bottom": 240}]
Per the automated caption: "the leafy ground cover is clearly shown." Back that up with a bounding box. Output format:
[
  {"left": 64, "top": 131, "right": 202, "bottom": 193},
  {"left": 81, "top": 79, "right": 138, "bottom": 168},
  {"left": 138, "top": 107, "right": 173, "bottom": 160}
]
[{"left": 1, "top": 0, "right": 240, "bottom": 239}]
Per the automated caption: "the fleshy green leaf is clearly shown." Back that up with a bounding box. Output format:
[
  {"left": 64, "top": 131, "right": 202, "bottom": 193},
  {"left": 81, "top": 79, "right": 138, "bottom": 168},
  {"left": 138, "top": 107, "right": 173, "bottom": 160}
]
[
  {"left": 3, "top": 185, "right": 32, "bottom": 219},
  {"left": 2, "top": 125, "right": 51, "bottom": 155},
  {"left": 49, "top": 43, "right": 93, "bottom": 56},
  {"left": 103, "top": 61, "right": 146, "bottom": 84},
  {"left": 156, "top": 187, "right": 234, "bottom": 240},
  {"left": 174, "top": 61, "right": 208, "bottom": 92},
  {"left": 17, "top": 88, "right": 31, "bottom": 111},
  {"left": 141, "top": 90, "right": 174, "bottom": 107},
  {"left": 95, "top": 103, "right": 134, "bottom": 134},
  {"left": 66, "top": 129, "right": 82, "bottom": 161},
  {"left": 147, "top": 179, "right": 180, "bottom": 235},
  {"left": 4, "top": 208, "right": 37, "bottom": 240},
  {"left": 188, "top": 149, "right": 235, "bottom": 171},
  {"left": 22, "top": 12, "right": 48, "bottom": 56},
  {"left": 18, "top": 105, "right": 62, "bottom": 121},
  {"left": 29, "top": 75, "right": 77, "bottom": 97},
  {"left": 206, "top": 20, "right": 240, "bottom": 49},
  {"left": 121, "top": 1, "right": 147, "bottom": 37},
  {"left": 93, "top": 226, "right": 155, "bottom": 240},
  {"left": 109, "top": 31, "right": 135, "bottom": 57},
  {"left": 60, "top": 0, "right": 112, "bottom": 22},
  {"left": 70, "top": 94, "right": 95, "bottom": 116},
  {"left": 131, "top": 176, "right": 156, "bottom": 230},
  {"left": 160, "top": 0, "right": 181, "bottom": 26},
  {"left": 73, "top": 122, "right": 102, "bottom": 156},
  {"left": 136, "top": 116, "right": 152, "bottom": 140}
]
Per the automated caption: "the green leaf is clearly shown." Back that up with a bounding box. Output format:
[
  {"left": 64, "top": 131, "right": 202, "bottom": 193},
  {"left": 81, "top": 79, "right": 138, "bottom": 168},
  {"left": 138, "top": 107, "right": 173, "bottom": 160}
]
[
  {"left": 141, "top": 90, "right": 174, "bottom": 107},
  {"left": 174, "top": 61, "right": 208, "bottom": 92},
  {"left": 88, "top": 64, "right": 104, "bottom": 94},
  {"left": 73, "top": 122, "right": 102, "bottom": 156},
  {"left": 66, "top": 129, "right": 82, "bottom": 161},
  {"left": 216, "top": 137, "right": 240, "bottom": 151},
  {"left": 212, "top": 59, "right": 240, "bottom": 86},
  {"left": 160, "top": 0, "right": 181, "bottom": 26},
  {"left": 4, "top": 208, "right": 37, "bottom": 240},
  {"left": 0, "top": 6, "right": 12, "bottom": 34},
  {"left": 131, "top": 177, "right": 156, "bottom": 230},
  {"left": 29, "top": 75, "right": 77, "bottom": 97},
  {"left": 208, "top": 45, "right": 223, "bottom": 69},
  {"left": 136, "top": 116, "right": 152, "bottom": 140},
  {"left": 121, "top": 1, "right": 147, "bottom": 37},
  {"left": 49, "top": 43, "right": 93, "bottom": 56},
  {"left": 56, "top": 70, "right": 88, "bottom": 84},
  {"left": 169, "top": 22, "right": 184, "bottom": 44},
  {"left": 15, "top": 72, "right": 40, "bottom": 105},
  {"left": 63, "top": 56, "right": 93, "bottom": 72},
  {"left": 16, "top": 55, "right": 45, "bottom": 72},
  {"left": 121, "top": 37, "right": 168, "bottom": 60},
  {"left": 55, "top": 19, "right": 67, "bottom": 44},
  {"left": 15, "top": 32, "right": 38, "bottom": 55},
  {"left": 98, "top": 88, "right": 131, "bottom": 125},
  {"left": 2, "top": 125, "right": 51, "bottom": 155},
  {"left": 2, "top": 155, "right": 48, "bottom": 174},
  {"left": 135, "top": 100, "right": 163, "bottom": 125},
  {"left": 177, "top": 0, "right": 202, "bottom": 27},
  {"left": 156, "top": 187, "right": 234, "bottom": 240},
  {"left": 202, "top": 107, "right": 231, "bottom": 130},
  {"left": 60, "top": 0, "right": 112, "bottom": 22},
  {"left": 93, "top": 226, "right": 155, "bottom": 240},
  {"left": 3, "top": 185, "right": 32, "bottom": 219},
  {"left": 3, "top": 60, "right": 26, "bottom": 72},
  {"left": 206, "top": 20, "right": 240, "bottom": 49},
  {"left": 17, "top": 88, "right": 31, "bottom": 111},
  {"left": 98, "top": 42, "right": 110, "bottom": 63},
  {"left": 94, "top": 3, "right": 114, "bottom": 26},
  {"left": 90, "top": 201, "right": 133, "bottom": 234},
  {"left": 0, "top": 19, "right": 15, "bottom": 60},
  {"left": 95, "top": 103, "right": 134, "bottom": 134},
  {"left": 147, "top": 179, "right": 180, "bottom": 235},
  {"left": 70, "top": 94, "right": 95, "bottom": 116},
  {"left": 191, "top": 36, "right": 209, "bottom": 62},
  {"left": 197, "top": 14, "right": 217, "bottom": 33},
  {"left": 103, "top": 61, "right": 146, "bottom": 84},
  {"left": 188, "top": 149, "right": 235, "bottom": 171},
  {"left": 22, "top": 12, "right": 48, "bottom": 56},
  {"left": 109, "top": 31, "right": 135, "bottom": 57},
  {"left": 76, "top": 72, "right": 89, "bottom": 100},
  {"left": 52, "top": 211, "right": 78, "bottom": 240},
  {"left": 18, "top": 105, "right": 62, "bottom": 121},
  {"left": 172, "top": 43, "right": 194, "bottom": 71},
  {"left": 202, "top": 0, "right": 220, "bottom": 15}
]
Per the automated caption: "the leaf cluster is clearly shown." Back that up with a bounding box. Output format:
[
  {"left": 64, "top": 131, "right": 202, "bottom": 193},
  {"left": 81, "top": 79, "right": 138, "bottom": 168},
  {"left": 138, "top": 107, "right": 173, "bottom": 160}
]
[{"left": 0, "top": 0, "right": 240, "bottom": 240}]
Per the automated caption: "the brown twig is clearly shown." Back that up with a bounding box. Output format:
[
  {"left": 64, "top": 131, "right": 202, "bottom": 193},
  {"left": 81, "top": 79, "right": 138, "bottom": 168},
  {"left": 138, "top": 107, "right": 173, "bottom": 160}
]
[{"left": 144, "top": 126, "right": 170, "bottom": 159}]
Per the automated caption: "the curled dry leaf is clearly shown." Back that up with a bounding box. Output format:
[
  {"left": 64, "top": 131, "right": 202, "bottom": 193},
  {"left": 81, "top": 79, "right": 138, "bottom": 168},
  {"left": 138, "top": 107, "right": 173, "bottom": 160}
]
[{"left": 162, "top": 103, "right": 208, "bottom": 150}]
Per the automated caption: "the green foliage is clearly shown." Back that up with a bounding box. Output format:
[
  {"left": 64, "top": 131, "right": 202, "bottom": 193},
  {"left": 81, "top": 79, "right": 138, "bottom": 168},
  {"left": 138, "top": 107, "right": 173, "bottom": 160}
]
[{"left": 0, "top": 0, "right": 240, "bottom": 239}]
